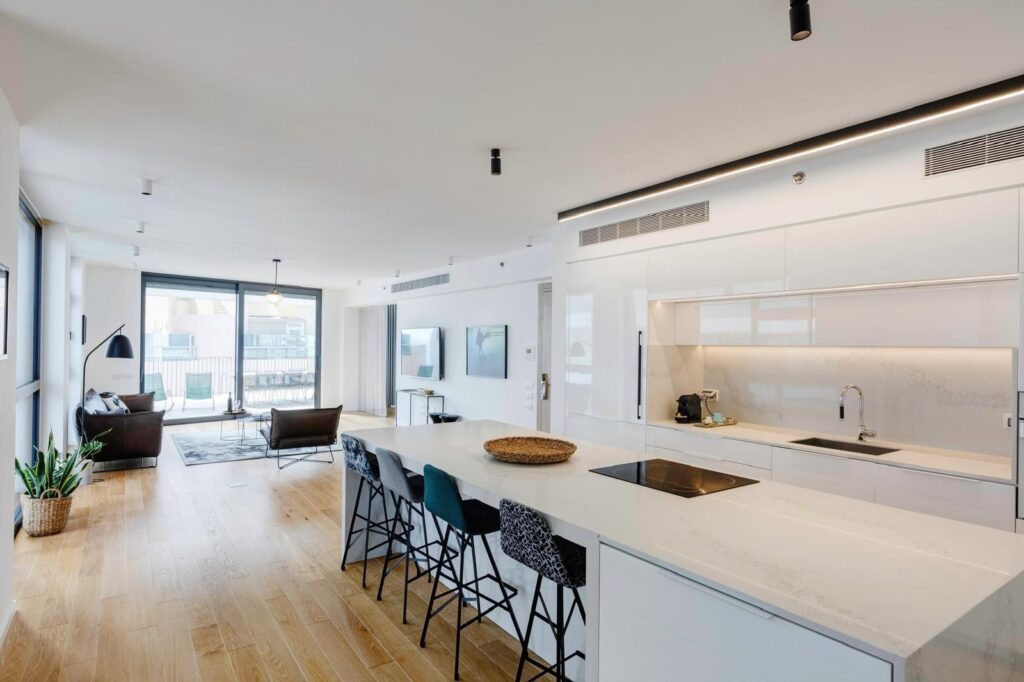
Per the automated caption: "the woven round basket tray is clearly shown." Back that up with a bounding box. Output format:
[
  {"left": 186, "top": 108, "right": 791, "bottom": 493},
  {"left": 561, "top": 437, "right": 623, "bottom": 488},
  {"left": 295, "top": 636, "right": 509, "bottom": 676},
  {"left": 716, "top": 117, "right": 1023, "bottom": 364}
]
[
  {"left": 483, "top": 437, "right": 577, "bottom": 465},
  {"left": 21, "top": 489, "right": 73, "bottom": 537}
]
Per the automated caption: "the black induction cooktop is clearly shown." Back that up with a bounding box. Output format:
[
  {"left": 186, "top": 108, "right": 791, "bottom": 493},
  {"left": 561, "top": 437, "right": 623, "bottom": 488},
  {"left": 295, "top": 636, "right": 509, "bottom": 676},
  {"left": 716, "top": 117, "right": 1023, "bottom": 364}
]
[{"left": 590, "top": 459, "right": 758, "bottom": 498}]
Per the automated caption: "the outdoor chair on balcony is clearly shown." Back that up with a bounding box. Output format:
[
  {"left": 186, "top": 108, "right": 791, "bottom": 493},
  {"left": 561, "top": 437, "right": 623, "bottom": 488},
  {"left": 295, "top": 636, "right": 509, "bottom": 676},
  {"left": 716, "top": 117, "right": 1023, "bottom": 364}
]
[
  {"left": 184, "top": 372, "right": 214, "bottom": 411},
  {"left": 143, "top": 372, "right": 174, "bottom": 411}
]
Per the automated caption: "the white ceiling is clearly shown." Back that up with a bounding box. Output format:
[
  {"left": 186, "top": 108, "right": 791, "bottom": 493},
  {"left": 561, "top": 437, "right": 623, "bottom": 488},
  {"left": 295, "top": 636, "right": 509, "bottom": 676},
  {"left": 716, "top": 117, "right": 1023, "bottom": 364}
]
[{"left": 1, "top": 1, "right": 1022, "bottom": 288}]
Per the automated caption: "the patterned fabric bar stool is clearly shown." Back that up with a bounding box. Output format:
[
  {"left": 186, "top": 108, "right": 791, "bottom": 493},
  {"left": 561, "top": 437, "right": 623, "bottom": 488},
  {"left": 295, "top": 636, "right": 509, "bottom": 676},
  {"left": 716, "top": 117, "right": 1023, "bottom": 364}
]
[
  {"left": 340, "top": 434, "right": 393, "bottom": 588},
  {"left": 420, "top": 464, "right": 523, "bottom": 681},
  {"left": 374, "top": 447, "right": 444, "bottom": 623},
  {"left": 499, "top": 499, "right": 586, "bottom": 682}
]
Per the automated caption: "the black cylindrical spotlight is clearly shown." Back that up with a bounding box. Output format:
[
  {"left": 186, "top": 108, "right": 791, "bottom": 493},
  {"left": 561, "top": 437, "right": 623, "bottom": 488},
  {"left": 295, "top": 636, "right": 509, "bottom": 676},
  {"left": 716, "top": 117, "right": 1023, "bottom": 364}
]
[
  {"left": 491, "top": 148, "right": 501, "bottom": 175},
  {"left": 789, "top": 0, "right": 811, "bottom": 41}
]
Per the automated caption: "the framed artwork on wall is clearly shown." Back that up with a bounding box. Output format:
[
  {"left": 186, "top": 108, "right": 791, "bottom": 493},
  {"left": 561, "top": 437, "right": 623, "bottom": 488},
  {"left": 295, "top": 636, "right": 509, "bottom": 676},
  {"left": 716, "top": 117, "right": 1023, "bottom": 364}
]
[
  {"left": 466, "top": 325, "right": 507, "bottom": 379},
  {"left": 0, "top": 263, "right": 8, "bottom": 359}
]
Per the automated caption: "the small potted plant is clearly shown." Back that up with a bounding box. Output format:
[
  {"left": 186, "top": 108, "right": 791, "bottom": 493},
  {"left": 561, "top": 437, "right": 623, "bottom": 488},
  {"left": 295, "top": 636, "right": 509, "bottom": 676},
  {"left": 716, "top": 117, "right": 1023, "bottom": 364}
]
[{"left": 15, "top": 432, "right": 105, "bottom": 537}]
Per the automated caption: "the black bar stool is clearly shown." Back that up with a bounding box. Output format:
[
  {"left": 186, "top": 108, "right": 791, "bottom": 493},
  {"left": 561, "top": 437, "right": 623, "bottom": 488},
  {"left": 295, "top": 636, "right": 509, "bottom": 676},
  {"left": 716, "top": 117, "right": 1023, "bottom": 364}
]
[
  {"left": 499, "top": 499, "right": 586, "bottom": 682},
  {"left": 420, "top": 464, "right": 523, "bottom": 680},
  {"left": 340, "top": 434, "right": 393, "bottom": 588},
  {"left": 374, "top": 447, "right": 443, "bottom": 623}
]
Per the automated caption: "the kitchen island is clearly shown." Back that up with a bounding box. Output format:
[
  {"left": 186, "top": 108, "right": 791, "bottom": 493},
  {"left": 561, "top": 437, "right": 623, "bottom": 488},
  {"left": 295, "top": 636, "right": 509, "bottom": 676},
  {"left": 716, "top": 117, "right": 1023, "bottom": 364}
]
[{"left": 342, "top": 420, "right": 1024, "bottom": 681}]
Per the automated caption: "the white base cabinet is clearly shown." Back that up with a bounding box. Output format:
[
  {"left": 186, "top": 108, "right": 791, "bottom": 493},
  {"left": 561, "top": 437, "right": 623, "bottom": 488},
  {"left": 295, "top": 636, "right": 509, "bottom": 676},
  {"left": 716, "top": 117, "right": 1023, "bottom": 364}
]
[
  {"left": 873, "top": 465, "right": 1015, "bottom": 531},
  {"left": 599, "top": 544, "right": 891, "bottom": 682},
  {"left": 770, "top": 447, "right": 876, "bottom": 502}
]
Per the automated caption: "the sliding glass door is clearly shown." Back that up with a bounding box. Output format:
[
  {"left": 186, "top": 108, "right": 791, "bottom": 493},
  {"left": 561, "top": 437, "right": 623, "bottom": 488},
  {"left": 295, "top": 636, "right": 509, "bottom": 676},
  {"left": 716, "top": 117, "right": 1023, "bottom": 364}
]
[
  {"left": 141, "top": 274, "right": 321, "bottom": 423},
  {"left": 15, "top": 197, "right": 42, "bottom": 529},
  {"left": 142, "top": 278, "right": 238, "bottom": 420},
  {"left": 241, "top": 289, "right": 319, "bottom": 411}
]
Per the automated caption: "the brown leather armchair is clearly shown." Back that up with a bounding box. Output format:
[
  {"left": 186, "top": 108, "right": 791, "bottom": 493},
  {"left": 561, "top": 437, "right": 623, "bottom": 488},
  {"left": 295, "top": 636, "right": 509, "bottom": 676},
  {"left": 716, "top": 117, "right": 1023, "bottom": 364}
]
[
  {"left": 260, "top": 405, "right": 342, "bottom": 469},
  {"left": 76, "top": 392, "right": 164, "bottom": 463}
]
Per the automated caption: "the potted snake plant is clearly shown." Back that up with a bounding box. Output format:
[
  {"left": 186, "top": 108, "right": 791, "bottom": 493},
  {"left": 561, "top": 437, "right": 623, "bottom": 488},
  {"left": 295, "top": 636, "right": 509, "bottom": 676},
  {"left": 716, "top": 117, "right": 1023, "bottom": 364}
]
[{"left": 15, "top": 431, "right": 105, "bottom": 536}]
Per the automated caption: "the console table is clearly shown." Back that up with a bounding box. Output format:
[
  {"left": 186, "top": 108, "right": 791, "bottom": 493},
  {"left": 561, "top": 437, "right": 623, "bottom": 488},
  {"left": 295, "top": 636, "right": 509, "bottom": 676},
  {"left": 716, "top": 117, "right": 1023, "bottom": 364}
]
[{"left": 397, "top": 389, "right": 445, "bottom": 426}]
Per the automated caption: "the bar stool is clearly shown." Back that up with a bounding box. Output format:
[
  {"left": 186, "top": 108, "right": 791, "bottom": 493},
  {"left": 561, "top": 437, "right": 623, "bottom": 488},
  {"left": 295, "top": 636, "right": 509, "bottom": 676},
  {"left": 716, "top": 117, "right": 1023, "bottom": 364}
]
[
  {"left": 499, "top": 499, "right": 586, "bottom": 682},
  {"left": 374, "top": 447, "right": 443, "bottom": 623},
  {"left": 420, "top": 465, "right": 523, "bottom": 681},
  {"left": 340, "top": 434, "right": 393, "bottom": 588}
]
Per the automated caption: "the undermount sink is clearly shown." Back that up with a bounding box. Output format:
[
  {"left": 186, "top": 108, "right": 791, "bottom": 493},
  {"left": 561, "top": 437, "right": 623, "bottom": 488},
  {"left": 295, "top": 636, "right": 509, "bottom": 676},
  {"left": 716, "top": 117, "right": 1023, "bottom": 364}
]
[{"left": 789, "top": 437, "right": 899, "bottom": 456}]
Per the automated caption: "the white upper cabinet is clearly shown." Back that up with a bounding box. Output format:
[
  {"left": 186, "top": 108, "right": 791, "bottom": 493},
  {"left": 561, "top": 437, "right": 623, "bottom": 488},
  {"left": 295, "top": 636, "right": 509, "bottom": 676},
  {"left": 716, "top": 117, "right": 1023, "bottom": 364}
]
[
  {"left": 648, "top": 229, "right": 786, "bottom": 300},
  {"left": 785, "top": 189, "right": 1020, "bottom": 291},
  {"left": 566, "top": 252, "right": 647, "bottom": 423}
]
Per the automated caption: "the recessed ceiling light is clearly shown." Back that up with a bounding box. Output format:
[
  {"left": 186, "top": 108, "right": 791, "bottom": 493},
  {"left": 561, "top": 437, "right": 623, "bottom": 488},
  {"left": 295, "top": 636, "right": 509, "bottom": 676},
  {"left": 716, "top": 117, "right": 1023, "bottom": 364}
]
[
  {"left": 140, "top": 179, "right": 153, "bottom": 196},
  {"left": 789, "top": 0, "right": 812, "bottom": 41},
  {"left": 135, "top": 221, "right": 145, "bottom": 234}
]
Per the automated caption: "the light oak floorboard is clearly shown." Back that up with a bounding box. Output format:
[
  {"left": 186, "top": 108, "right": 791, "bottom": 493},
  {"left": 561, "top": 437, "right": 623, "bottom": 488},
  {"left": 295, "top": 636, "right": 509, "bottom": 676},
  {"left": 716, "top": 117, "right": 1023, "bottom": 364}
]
[{"left": 1, "top": 415, "right": 552, "bottom": 681}]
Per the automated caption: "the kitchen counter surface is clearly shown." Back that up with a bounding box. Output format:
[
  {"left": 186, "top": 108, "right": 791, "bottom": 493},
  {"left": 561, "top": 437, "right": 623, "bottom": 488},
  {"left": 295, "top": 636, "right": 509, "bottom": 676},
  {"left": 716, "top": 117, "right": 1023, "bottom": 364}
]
[
  {"left": 648, "top": 418, "right": 1014, "bottom": 483},
  {"left": 346, "top": 419, "right": 1024, "bottom": 667}
]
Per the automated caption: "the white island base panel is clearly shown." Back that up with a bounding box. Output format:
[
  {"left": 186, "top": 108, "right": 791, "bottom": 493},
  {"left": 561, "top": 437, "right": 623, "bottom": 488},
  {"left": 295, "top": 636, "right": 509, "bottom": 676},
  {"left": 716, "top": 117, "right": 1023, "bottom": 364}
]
[{"left": 342, "top": 420, "right": 1024, "bottom": 682}]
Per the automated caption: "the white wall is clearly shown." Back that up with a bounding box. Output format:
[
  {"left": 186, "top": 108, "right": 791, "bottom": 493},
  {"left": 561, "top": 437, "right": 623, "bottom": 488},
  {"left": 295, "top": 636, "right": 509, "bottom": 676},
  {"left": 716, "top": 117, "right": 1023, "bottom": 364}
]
[
  {"left": 81, "top": 264, "right": 141, "bottom": 397},
  {"left": 396, "top": 281, "right": 542, "bottom": 428},
  {"left": 0, "top": 84, "right": 18, "bottom": 646}
]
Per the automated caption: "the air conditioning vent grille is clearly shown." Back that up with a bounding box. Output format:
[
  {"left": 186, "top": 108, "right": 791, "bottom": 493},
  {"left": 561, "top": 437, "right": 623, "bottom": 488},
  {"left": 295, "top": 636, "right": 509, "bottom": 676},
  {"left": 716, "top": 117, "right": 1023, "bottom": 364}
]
[
  {"left": 925, "top": 125, "right": 1024, "bottom": 176},
  {"left": 391, "top": 273, "right": 450, "bottom": 293},
  {"left": 578, "top": 199, "right": 710, "bottom": 247}
]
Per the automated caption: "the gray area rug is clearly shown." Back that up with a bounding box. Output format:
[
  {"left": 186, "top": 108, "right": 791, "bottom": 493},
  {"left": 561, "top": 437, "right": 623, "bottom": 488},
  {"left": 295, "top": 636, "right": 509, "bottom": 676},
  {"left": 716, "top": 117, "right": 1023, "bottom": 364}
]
[{"left": 172, "top": 431, "right": 320, "bottom": 466}]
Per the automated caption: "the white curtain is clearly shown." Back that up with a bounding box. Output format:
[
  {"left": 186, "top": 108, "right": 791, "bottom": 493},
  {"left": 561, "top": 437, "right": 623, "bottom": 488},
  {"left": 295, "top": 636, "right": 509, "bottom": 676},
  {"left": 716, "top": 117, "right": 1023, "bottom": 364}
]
[{"left": 358, "top": 305, "right": 388, "bottom": 416}]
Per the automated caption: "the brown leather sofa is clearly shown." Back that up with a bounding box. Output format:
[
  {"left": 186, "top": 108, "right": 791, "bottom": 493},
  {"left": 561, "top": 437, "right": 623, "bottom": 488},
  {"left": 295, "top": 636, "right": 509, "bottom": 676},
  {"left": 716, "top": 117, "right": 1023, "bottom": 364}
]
[
  {"left": 76, "top": 392, "right": 164, "bottom": 463},
  {"left": 260, "top": 405, "right": 342, "bottom": 469}
]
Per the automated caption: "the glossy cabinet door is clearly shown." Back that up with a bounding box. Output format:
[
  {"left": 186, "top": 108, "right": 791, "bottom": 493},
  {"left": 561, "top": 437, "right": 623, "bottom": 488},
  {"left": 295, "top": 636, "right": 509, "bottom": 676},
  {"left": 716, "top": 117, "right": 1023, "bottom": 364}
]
[
  {"left": 599, "top": 544, "right": 891, "bottom": 682},
  {"left": 771, "top": 447, "right": 875, "bottom": 502},
  {"left": 565, "top": 251, "right": 647, "bottom": 424},
  {"left": 873, "top": 465, "right": 1015, "bottom": 531},
  {"left": 565, "top": 414, "right": 646, "bottom": 454},
  {"left": 648, "top": 229, "right": 786, "bottom": 300},
  {"left": 785, "top": 189, "right": 1019, "bottom": 291}
]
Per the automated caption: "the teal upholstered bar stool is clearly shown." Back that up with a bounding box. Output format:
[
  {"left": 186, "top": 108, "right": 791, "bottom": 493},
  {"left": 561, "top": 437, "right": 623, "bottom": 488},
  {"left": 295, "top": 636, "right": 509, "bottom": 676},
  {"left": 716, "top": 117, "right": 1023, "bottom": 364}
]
[{"left": 420, "top": 464, "right": 523, "bottom": 680}]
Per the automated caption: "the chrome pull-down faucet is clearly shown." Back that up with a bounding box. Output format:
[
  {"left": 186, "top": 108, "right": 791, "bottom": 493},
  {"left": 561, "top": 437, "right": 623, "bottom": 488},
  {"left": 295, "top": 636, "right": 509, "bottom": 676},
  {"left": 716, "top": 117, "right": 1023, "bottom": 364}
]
[{"left": 839, "top": 384, "right": 876, "bottom": 442}]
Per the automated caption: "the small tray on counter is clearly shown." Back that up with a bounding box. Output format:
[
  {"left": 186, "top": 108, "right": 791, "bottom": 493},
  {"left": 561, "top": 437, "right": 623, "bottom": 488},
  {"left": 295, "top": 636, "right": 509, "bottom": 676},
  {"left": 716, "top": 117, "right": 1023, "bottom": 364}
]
[{"left": 692, "top": 417, "right": 737, "bottom": 429}]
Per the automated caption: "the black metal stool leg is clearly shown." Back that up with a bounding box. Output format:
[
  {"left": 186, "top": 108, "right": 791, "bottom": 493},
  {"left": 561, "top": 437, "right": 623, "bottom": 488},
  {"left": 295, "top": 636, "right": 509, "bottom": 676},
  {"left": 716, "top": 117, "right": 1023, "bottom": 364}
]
[
  {"left": 515, "top": 573, "right": 544, "bottom": 682},
  {"left": 454, "top": 533, "right": 467, "bottom": 681},
  {"left": 376, "top": 493, "right": 402, "bottom": 601},
  {"left": 340, "top": 475, "right": 366, "bottom": 571},
  {"left": 556, "top": 585, "right": 565, "bottom": 681},
  {"left": 482, "top": 537, "right": 523, "bottom": 644},
  {"left": 420, "top": 524, "right": 452, "bottom": 648},
  {"left": 361, "top": 484, "right": 378, "bottom": 588}
]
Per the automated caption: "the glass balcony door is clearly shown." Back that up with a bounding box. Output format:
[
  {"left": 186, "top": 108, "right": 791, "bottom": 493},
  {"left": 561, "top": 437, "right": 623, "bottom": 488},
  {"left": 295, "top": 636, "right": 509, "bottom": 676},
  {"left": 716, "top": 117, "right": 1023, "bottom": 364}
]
[
  {"left": 239, "top": 287, "right": 319, "bottom": 414},
  {"left": 142, "top": 278, "right": 238, "bottom": 421}
]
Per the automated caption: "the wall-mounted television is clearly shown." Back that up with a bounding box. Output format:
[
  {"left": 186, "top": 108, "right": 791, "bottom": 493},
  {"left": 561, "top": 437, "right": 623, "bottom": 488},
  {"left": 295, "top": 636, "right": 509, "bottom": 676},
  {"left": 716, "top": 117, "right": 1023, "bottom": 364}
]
[{"left": 401, "top": 327, "right": 443, "bottom": 380}]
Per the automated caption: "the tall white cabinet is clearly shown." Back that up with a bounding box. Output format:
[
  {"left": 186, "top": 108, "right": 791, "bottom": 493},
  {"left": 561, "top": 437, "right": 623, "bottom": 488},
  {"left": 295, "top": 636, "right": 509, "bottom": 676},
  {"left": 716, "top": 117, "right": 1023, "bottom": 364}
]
[{"left": 564, "top": 252, "right": 648, "bottom": 452}]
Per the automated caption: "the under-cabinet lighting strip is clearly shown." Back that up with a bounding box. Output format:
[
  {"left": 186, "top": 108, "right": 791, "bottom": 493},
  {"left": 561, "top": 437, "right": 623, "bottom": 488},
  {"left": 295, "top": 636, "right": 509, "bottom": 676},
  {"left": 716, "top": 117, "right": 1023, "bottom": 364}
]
[
  {"left": 558, "top": 74, "right": 1024, "bottom": 223},
  {"left": 653, "top": 273, "right": 1019, "bottom": 305}
]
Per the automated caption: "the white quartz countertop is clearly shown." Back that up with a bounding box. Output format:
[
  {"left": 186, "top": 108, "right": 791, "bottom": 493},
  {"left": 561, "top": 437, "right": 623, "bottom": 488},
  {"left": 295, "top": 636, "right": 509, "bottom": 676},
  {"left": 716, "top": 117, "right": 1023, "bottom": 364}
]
[
  {"left": 346, "top": 420, "right": 1024, "bottom": 665},
  {"left": 648, "top": 418, "right": 1014, "bottom": 483}
]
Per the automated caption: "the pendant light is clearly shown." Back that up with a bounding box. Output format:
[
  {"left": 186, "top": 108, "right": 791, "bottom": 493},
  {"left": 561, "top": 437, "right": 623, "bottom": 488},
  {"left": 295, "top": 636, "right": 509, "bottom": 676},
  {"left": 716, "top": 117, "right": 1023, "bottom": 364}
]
[{"left": 266, "top": 258, "right": 284, "bottom": 304}]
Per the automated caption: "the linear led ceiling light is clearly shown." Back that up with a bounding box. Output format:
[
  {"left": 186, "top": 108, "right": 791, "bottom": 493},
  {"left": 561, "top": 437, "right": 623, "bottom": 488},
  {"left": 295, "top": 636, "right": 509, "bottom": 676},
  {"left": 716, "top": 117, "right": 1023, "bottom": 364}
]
[{"left": 557, "top": 73, "right": 1024, "bottom": 222}]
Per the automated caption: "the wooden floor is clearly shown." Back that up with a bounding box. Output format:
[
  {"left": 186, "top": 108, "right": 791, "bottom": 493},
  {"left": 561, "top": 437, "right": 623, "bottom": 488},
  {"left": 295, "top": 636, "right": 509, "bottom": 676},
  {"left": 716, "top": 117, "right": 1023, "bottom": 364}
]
[{"left": 0, "top": 414, "right": 546, "bottom": 681}]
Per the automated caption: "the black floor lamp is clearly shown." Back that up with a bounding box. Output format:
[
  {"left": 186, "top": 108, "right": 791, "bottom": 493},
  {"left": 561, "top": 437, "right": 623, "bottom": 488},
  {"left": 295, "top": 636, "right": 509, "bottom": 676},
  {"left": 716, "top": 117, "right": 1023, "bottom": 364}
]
[{"left": 80, "top": 323, "right": 135, "bottom": 417}]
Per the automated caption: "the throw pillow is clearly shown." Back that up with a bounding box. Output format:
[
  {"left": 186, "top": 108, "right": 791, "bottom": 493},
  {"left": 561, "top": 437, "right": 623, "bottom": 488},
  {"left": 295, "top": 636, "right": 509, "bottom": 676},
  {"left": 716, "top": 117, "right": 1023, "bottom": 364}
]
[
  {"left": 100, "top": 392, "right": 130, "bottom": 415},
  {"left": 83, "top": 388, "right": 109, "bottom": 415}
]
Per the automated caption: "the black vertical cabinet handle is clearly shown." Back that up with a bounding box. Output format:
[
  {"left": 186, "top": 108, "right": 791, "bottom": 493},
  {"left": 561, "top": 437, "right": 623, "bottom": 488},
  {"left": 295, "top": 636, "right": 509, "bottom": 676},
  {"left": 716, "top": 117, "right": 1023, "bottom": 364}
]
[{"left": 636, "top": 330, "right": 643, "bottom": 420}]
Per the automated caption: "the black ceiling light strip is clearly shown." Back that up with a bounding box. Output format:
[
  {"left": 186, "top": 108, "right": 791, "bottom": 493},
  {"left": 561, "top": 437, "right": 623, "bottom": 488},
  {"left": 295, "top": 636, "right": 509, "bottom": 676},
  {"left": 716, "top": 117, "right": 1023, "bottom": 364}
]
[{"left": 557, "top": 73, "right": 1024, "bottom": 223}]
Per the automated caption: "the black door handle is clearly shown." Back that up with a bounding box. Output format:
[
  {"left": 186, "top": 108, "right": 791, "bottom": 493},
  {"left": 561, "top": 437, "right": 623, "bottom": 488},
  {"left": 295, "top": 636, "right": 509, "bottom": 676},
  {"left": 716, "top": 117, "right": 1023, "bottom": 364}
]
[{"left": 636, "top": 331, "right": 643, "bottom": 420}]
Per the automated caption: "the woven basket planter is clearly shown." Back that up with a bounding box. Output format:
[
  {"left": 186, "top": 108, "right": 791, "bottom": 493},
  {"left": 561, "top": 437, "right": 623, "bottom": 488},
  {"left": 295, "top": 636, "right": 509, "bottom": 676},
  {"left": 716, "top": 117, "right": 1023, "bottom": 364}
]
[{"left": 21, "top": 489, "right": 73, "bottom": 537}]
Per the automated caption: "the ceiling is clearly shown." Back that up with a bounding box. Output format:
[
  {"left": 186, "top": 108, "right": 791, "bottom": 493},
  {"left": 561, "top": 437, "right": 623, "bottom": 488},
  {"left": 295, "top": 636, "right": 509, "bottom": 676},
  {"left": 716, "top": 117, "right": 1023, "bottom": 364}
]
[{"left": 1, "top": 1, "right": 1023, "bottom": 288}]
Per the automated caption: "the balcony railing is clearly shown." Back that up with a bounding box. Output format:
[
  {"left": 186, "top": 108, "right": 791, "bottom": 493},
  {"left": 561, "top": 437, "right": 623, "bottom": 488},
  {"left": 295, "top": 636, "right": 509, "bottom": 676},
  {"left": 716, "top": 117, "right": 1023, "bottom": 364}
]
[{"left": 143, "top": 355, "right": 316, "bottom": 414}]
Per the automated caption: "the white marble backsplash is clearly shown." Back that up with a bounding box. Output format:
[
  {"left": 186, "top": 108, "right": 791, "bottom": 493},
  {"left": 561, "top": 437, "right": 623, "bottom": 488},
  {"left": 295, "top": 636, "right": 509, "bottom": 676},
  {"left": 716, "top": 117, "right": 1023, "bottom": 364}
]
[{"left": 685, "top": 346, "right": 1015, "bottom": 457}]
